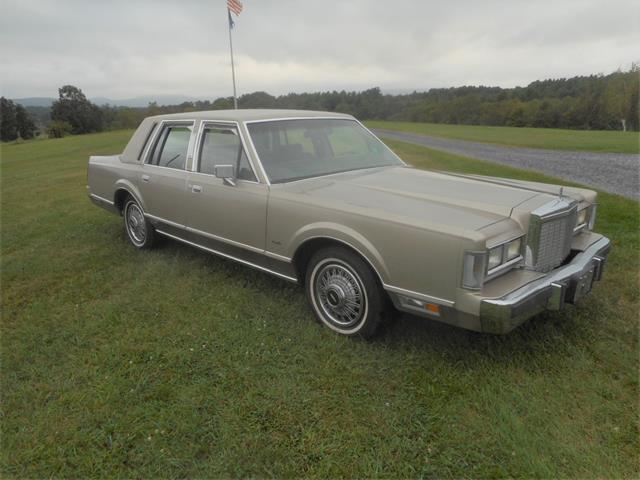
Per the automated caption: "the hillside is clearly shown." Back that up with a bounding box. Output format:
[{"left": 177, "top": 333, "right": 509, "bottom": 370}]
[
  {"left": 10, "top": 66, "right": 639, "bottom": 133},
  {"left": 2, "top": 130, "right": 637, "bottom": 477}
]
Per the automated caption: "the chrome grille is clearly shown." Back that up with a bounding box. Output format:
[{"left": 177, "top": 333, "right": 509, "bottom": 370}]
[{"left": 526, "top": 199, "right": 577, "bottom": 272}]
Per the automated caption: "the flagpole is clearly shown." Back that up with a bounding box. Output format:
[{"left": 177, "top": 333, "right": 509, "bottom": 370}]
[{"left": 227, "top": 8, "right": 238, "bottom": 109}]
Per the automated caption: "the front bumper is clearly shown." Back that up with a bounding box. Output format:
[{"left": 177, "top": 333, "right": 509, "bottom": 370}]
[{"left": 479, "top": 236, "right": 611, "bottom": 334}]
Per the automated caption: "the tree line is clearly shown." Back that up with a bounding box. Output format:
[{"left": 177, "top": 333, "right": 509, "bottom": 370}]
[
  {"left": 0, "top": 98, "right": 37, "bottom": 141},
  {"left": 2, "top": 65, "right": 638, "bottom": 141},
  {"left": 105, "top": 65, "right": 638, "bottom": 132}
]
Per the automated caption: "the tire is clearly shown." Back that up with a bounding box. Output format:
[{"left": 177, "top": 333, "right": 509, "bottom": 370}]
[
  {"left": 305, "top": 246, "right": 387, "bottom": 338},
  {"left": 123, "top": 196, "right": 157, "bottom": 249}
]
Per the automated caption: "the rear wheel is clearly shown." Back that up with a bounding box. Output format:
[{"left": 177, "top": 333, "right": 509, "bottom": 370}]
[
  {"left": 123, "top": 197, "right": 157, "bottom": 249},
  {"left": 305, "top": 246, "right": 386, "bottom": 338}
]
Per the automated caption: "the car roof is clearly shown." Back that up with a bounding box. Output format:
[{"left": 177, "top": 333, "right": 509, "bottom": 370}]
[{"left": 147, "top": 109, "right": 354, "bottom": 122}]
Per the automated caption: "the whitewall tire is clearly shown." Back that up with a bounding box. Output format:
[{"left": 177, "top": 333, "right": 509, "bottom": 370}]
[{"left": 305, "top": 246, "right": 386, "bottom": 338}]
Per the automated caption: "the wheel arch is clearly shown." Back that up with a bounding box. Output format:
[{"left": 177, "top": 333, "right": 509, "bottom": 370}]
[
  {"left": 113, "top": 180, "right": 145, "bottom": 215},
  {"left": 291, "top": 234, "right": 389, "bottom": 287}
]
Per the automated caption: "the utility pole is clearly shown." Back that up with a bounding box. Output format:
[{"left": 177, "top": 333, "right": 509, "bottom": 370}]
[{"left": 227, "top": 8, "right": 239, "bottom": 109}]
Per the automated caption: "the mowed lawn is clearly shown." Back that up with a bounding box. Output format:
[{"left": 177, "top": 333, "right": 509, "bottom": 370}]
[
  {"left": 1, "top": 130, "right": 638, "bottom": 478},
  {"left": 366, "top": 120, "right": 640, "bottom": 154}
]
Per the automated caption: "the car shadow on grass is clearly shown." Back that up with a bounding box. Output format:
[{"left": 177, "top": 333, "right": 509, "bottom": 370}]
[
  {"left": 150, "top": 235, "right": 596, "bottom": 369},
  {"left": 377, "top": 306, "right": 596, "bottom": 367}
]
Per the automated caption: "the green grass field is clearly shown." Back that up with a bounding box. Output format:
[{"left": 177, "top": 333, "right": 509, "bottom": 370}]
[
  {"left": 1, "top": 130, "right": 638, "bottom": 478},
  {"left": 366, "top": 120, "right": 640, "bottom": 154}
]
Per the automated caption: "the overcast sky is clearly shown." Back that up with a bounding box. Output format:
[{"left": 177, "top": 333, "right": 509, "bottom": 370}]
[{"left": 1, "top": 0, "right": 638, "bottom": 100}]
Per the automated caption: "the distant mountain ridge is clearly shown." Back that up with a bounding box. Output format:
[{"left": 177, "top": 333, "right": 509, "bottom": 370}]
[
  {"left": 12, "top": 95, "right": 202, "bottom": 108},
  {"left": 13, "top": 90, "right": 422, "bottom": 108}
]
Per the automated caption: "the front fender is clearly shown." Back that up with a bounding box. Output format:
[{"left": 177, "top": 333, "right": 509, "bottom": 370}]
[{"left": 288, "top": 222, "right": 391, "bottom": 282}]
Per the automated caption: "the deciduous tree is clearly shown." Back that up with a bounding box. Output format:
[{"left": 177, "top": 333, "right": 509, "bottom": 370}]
[
  {"left": 51, "top": 85, "right": 103, "bottom": 134},
  {"left": 0, "top": 97, "right": 18, "bottom": 141},
  {"left": 15, "top": 104, "right": 37, "bottom": 139}
]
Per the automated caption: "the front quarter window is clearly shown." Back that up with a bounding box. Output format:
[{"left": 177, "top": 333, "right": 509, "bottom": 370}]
[{"left": 247, "top": 118, "right": 402, "bottom": 183}]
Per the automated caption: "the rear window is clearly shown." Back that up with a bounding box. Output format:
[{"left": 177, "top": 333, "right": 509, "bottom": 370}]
[{"left": 147, "top": 125, "right": 192, "bottom": 170}]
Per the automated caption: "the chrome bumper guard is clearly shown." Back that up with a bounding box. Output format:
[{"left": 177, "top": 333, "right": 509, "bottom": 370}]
[{"left": 480, "top": 236, "right": 611, "bottom": 334}]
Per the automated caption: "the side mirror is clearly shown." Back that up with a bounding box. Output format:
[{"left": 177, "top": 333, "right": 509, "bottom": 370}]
[{"left": 214, "top": 164, "right": 236, "bottom": 186}]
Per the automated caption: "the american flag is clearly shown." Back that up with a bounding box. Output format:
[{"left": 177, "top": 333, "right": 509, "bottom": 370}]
[{"left": 227, "top": 0, "right": 243, "bottom": 16}]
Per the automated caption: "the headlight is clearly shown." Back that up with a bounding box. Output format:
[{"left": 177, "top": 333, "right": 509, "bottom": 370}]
[
  {"left": 462, "top": 236, "right": 524, "bottom": 289},
  {"left": 488, "top": 247, "right": 502, "bottom": 270},
  {"left": 487, "top": 236, "right": 524, "bottom": 274},
  {"left": 505, "top": 237, "right": 522, "bottom": 261},
  {"left": 575, "top": 204, "right": 597, "bottom": 232},
  {"left": 575, "top": 207, "right": 588, "bottom": 230}
]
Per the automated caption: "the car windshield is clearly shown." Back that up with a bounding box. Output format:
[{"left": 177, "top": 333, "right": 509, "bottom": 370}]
[{"left": 246, "top": 118, "right": 403, "bottom": 183}]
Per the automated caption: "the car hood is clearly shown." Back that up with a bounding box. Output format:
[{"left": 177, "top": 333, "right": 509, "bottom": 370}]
[{"left": 277, "top": 166, "right": 548, "bottom": 232}]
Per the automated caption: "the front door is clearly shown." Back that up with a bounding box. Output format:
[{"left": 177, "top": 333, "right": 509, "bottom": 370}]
[
  {"left": 139, "top": 121, "right": 195, "bottom": 226},
  {"left": 185, "top": 122, "right": 268, "bottom": 253}
]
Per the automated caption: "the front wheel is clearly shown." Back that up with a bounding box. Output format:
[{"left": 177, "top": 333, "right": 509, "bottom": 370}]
[
  {"left": 305, "top": 246, "right": 387, "bottom": 338},
  {"left": 123, "top": 197, "right": 157, "bottom": 249}
]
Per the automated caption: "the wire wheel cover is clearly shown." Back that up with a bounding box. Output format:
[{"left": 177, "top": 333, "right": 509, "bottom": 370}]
[
  {"left": 126, "top": 203, "right": 146, "bottom": 244},
  {"left": 314, "top": 262, "right": 366, "bottom": 327}
]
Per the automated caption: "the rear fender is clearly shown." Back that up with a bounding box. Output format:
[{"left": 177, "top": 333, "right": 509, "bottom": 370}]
[{"left": 114, "top": 179, "right": 146, "bottom": 212}]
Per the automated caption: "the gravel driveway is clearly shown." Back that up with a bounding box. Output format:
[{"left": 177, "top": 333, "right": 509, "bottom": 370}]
[{"left": 373, "top": 128, "right": 640, "bottom": 200}]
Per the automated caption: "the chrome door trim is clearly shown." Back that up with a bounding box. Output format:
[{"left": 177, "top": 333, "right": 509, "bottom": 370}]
[
  {"left": 192, "top": 120, "right": 262, "bottom": 184},
  {"left": 145, "top": 212, "right": 291, "bottom": 261},
  {"left": 89, "top": 193, "right": 114, "bottom": 205},
  {"left": 141, "top": 163, "right": 191, "bottom": 173},
  {"left": 145, "top": 213, "right": 185, "bottom": 230},
  {"left": 187, "top": 170, "right": 259, "bottom": 185},
  {"left": 382, "top": 284, "right": 455, "bottom": 308},
  {"left": 264, "top": 251, "right": 292, "bottom": 262},
  {"left": 186, "top": 224, "right": 263, "bottom": 254},
  {"left": 155, "top": 229, "right": 298, "bottom": 283}
]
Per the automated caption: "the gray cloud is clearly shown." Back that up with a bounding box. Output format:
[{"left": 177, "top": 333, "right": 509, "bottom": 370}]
[{"left": 1, "top": 0, "right": 638, "bottom": 99}]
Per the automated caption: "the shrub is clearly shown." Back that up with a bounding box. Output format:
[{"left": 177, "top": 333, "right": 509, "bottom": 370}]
[{"left": 47, "top": 120, "right": 72, "bottom": 138}]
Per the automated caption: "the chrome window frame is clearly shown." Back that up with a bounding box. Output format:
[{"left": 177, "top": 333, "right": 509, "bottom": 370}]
[
  {"left": 242, "top": 116, "right": 406, "bottom": 184},
  {"left": 155, "top": 228, "right": 297, "bottom": 283},
  {"left": 192, "top": 120, "right": 261, "bottom": 184},
  {"left": 141, "top": 119, "right": 197, "bottom": 172}
]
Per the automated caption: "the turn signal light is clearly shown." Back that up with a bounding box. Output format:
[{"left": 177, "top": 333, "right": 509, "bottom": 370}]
[{"left": 425, "top": 303, "right": 440, "bottom": 314}]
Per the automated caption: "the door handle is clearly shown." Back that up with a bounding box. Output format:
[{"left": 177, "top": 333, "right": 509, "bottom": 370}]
[
  {"left": 141, "top": 174, "right": 150, "bottom": 182},
  {"left": 191, "top": 184, "right": 202, "bottom": 193}
]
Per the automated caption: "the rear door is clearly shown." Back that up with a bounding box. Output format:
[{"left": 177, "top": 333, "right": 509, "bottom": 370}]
[
  {"left": 139, "top": 120, "right": 196, "bottom": 226},
  {"left": 184, "top": 121, "right": 268, "bottom": 252}
]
